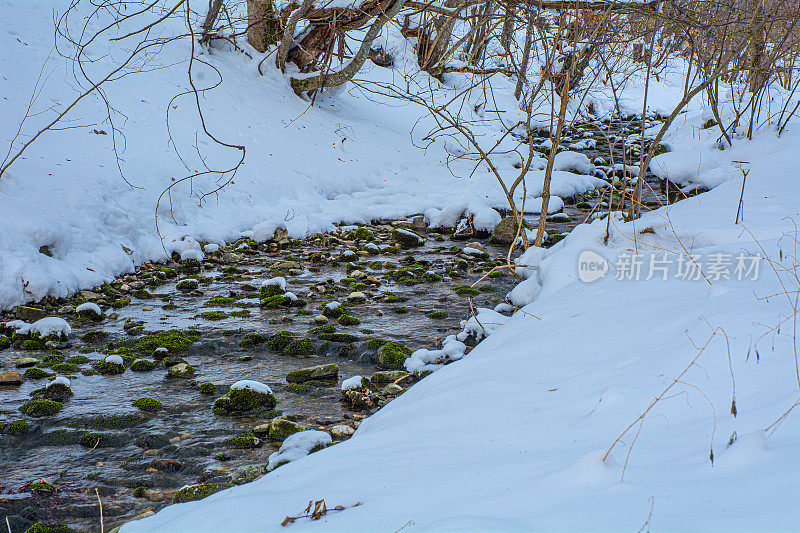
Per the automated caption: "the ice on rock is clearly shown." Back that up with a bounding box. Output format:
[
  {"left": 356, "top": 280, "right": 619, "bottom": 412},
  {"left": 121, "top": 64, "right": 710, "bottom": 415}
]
[{"left": 104, "top": 354, "right": 124, "bottom": 364}]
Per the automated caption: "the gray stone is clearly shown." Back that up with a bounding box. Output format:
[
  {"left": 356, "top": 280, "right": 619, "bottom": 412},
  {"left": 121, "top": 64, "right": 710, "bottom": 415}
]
[
  {"left": 15, "top": 357, "right": 40, "bottom": 368},
  {"left": 0, "top": 371, "right": 24, "bottom": 386},
  {"left": 286, "top": 363, "right": 339, "bottom": 383},
  {"left": 167, "top": 363, "right": 195, "bottom": 378},
  {"left": 370, "top": 370, "right": 409, "bottom": 383},
  {"left": 491, "top": 217, "right": 530, "bottom": 245},
  {"left": 329, "top": 425, "right": 355, "bottom": 438}
]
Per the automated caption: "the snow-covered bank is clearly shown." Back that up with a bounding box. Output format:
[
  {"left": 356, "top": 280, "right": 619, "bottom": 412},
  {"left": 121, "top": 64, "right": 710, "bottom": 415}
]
[{"left": 122, "top": 122, "right": 800, "bottom": 531}]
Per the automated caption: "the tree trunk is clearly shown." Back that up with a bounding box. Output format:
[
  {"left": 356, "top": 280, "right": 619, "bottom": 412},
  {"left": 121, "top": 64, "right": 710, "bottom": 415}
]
[
  {"left": 201, "top": 0, "right": 224, "bottom": 43},
  {"left": 247, "top": 0, "right": 278, "bottom": 53},
  {"left": 514, "top": 2, "right": 535, "bottom": 100}
]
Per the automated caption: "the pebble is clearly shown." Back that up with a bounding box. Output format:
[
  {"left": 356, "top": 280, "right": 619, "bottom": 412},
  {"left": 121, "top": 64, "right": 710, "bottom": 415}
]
[
  {"left": 347, "top": 291, "right": 366, "bottom": 302},
  {"left": 329, "top": 425, "right": 355, "bottom": 438},
  {"left": 0, "top": 371, "right": 24, "bottom": 386},
  {"left": 58, "top": 305, "right": 75, "bottom": 314},
  {"left": 314, "top": 315, "right": 328, "bottom": 324}
]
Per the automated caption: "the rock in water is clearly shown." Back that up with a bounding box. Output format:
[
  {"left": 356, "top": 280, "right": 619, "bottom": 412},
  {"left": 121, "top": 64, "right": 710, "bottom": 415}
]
[{"left": 491, "top": 217, "right": 530, "bottom": 245}]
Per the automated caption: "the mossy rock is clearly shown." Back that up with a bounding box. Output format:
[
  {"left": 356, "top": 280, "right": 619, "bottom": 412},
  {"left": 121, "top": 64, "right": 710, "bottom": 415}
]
[
  {"left": 259, "top": 284, "right": 284, "bottom": 298},
  {"left": 50, "top": 362, "right": 79, "bottom": 374},
  {"left": 321, "top": 303, "right": 347, "bottom": 318},
  {"left": 135, "top": 433, "right": 170, "bottom": 449},
  {"left": 173, "top": 482, "right": 234, "bottom": 504},
  {"left": 20, "top": 398, "right": 62, "bottom": 417},
  {"left": 5, "top": 420, "right": 28, "bottom": 436},
  {"left": 24, "top": 523, "right": 71, "bottom": 533},
  {"left": 353, "top": 227, "right": 375, "bottom": 241},
  {"left": 93, "top": 360, "right": 125, "bottom": 375},
  {"left": 130, "top": 359, "right": 156, "bottom": 371},
  {"left": 318, "top": 333, "right": 359, "bottom": 343},
  {"left": 135, "top": 329, "right": 198, "bottom": 354},
  {"left": 39, "top": 383, "right": 73, "bottom": 401},
  {"left": 426, "top": 311, "right": 448, "bottom": 319},
  {"left": 308, "top": 324, "right": 336, "bottom": 335},
  {"left": 376, "top": 341, "right": 412, "bottom": 370},
  {"left": 267, "top": 330, "right": 292, "bottom": 352},
  {"left": 79, "top": 432, "right": 112, "bottom": 448},
  {"left": 259, "top": 295, "right": 294, "bottom": 309},
  {"left": 200, "top": 310, "right": 228, "bottom": 321},
  {"left": 42, "top": 429, "right": 83, "bottom": 446},
  {"left": 285, "top": 382, "right": 312, "bottom": 394},
  {"left": 284, "top": 338, "right": 314, "bottom": 356},
  {"left": 131, "top": 289, "right": 153, "bottom": 299},
  {"left": 0, "top": 335, "right": 10, "bottom": 350},
  {"left": 181, "top": 258, "right": 202, "bottom": 271},
  {"left": 454, "top": 285, "right": 479, "bottom": 296},
  {"left": 24, "top": 367, "right": 53, "bottom": 379},
  {"left": 337, "top": 314, "right": 360, "bottom": 326},
  {"left": 213, "top": 387, "right": 277, "bottom": 414},
  {"left": 286, "top": 363, "right": 339, "bottom": 383},
  {"left": 391, "top": 306, "right": 409, "bottom": 314},
  {"left": 241, "top": 333, "right": 266, "bottom": 347},
  {"left": 132, "top": 397, "right": 162, "bottom": 412},
  {"left": 267, "top": 418, "right": 307, "bottom": 440},
  {"left": 81, "top": 330, "right": 109, "bottom": 343},
  {"left": 391, "top": 228, "right": 424, "bottom": 248},
  {"left": 91, "top": 413, "right": 148, "bottom": 429},
  {"left": 199, "top": 382, "right": 218, "bottom": 395},
  {"left": 366, "top": 338, "right": 389, "bottom": 350},
  {"left": 223, "top": 431, "right": 262, "bottom": 448}
]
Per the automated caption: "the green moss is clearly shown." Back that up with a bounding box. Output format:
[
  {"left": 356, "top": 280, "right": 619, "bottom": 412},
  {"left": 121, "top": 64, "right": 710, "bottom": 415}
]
[
  {"left": 181, "top": 258, "right": 201, "bottom": 271},
  {"left": 309, "top": 324, "right": 336, "bottom": 335},
  {"left": 267, "top": 330, "right": 292, "bottom": 352},
  {"left": 22, "top": 339, "right": 43, "bottom": 350},
  {"left": 214, "top": 453, "right": 232, "bottom": 462},
  {"left": 204, "top": 296, "right": 237, "bottom": 306},
  {"left": 268, "top": 418, "right": 307, "bottom": 440},
  {"left": 478, "top": 285, "right": 496, "bottom": 292},
  {"left": 131, "top": 289, "right": 153, "bottom": 299},
  {"left": 0, "top": 335, "right": 10, "bottom": 350},
  {"left": 91, "top": 413, "right": 146, "bottom": 429},
  {"left": 79, "top": 432, "right": 111, "bottom": 448},
  {"left": 318, "top": 333, "right": 360, "bottom": 343},
  {"left": 223, "top": 431, "right": 262, "bottom": 448},
  {"left": 20, "top": 398, "right": 62, "bottom": 417},
  {"left": 28, "top": 481, "right": 56, "bottom": 494},
  {"left": 93, "top": 360, "right": 125, "bottom": 374},
  {"left": 24, "top": 522, "right": 70, "bottom": 533},
  {"left": 285, "top": 382, "right": 311, "bottom": 394},
  {"left": 284, "top": 338, "right": 314, "bottom": 356},
  {"left": 81, "top": 330, "right": 109, "bottom": 343},
  {"left": 337, "top": 314, "right": 360, "bottom": 326},
  {"left": 173, "top": 482, "right": 234, "bottom": 504},
  {"left": 130, "top": 359, "right": 156, "bottom": 371},
  {"left": 24, "top": 367, "right": 53, "bottom": 379},
  {"left": 353, "top": 227, "right": 374, "bottom": 240},
  {"left": 426, "top": 311, "right": 448, "bottom": 319},
  {"left": 230, "top": 309, "right": 251, "bottom": 317},
  {"left": 200, "top": 311, "right": 228, "bottom": 321},
  {"left": 259, "top": 284, "right": 284, "bottom": 298},
  {"left": 455, "top": 285, "right": 480, "bottom": 296},
  {"left": 51, "top": 363, "right": 79, "bottom": 373},
  {"left": 132, "top": 397, "right": 162, "bottom": 412},
  {"left": 7, "top": 420, "right": 28, "bottom": 436},
  {"left": 42, "top": 429, "right": 82, "bottom": 445},
  {"left": 377, "top": 341, "right": 412, "bottom": 370},
  {"left": 199, "top": 382, "right": 218, "bottom": 395},
  {"left": 366, "top": 338, "right": 389, "bottom": 350},
  {"left": 259, "top": 294, "right": 293, "bottom": 308},
  {"left": 213, "top": 387, "right": 277, "bottom": 414},
  {"left": 241, "top": 333, "right": 266, "bottom": 347},
  {"left": 133, "top": 486, "right": 147, "bottom": 498},
  {"left": 391, "top": 228, "right": 423, "bottom": 248},
  {"left": 175, "top": 279, "right": 198, "bottom": 292},
  {"left": 392, "top": 306, "right": 409, "bottom": 314},
  {"left": 135, "top": 329, "right": 198, "bottom": 354},
  {"left": 321, "top": 302, "right": 347, "bottom": 318},
  {"left": 383, "top": 293, "right": 408, "bottom": 303}
]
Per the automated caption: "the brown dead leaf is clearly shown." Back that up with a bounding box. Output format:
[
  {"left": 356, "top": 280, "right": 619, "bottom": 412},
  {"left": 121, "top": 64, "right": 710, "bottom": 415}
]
[{"left": 92, "top": 129, "right": 107, "bottom": 135}]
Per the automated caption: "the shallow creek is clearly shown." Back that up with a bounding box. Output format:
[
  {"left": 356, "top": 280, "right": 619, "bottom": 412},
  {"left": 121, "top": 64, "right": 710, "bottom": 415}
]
[{"left": 0, "top": 118, "right": 672, "bottom": 533}]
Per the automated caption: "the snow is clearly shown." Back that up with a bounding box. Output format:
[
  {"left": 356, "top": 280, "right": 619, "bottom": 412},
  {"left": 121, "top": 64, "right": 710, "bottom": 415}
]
[
  {"left": 103, "top": 354, "right": 123, "bottom": 365},
  {"left": 456, "top": 308, "right": 510, "bottom": 341},
  {"left": 261, "top": 277, "right": 287, "bottom": 291},
  {"left": 404, "top": 336, "right": 466, "bottom": 372},
  {"left": 49, "top": 376, "right": 71, "bottom": 387},
  {"left": 283, "top": 291, "right": 298, "bottom": 301},
  {"left": 203, "top": 243, "right": 221, "bottom": 253},
  {"left": 8, "top": 317, "right": 71, "bottom": 338},
  {"left": 179, "top": 249, "right": 204, "bottom": 261},
  {"left": 341, "top": 375, "right": 364, "bottom": 390},
  {"left": 75, "top": 302, "right": 102, "bottom": 315},
  {"left": 461, "top": 247, "right": 483, "bottom": 256},
  {"left": 230, "top": 380, "right": 273, "bottom": 395},
  {"left": 267, "top": 430, "right": 332, "bottom": 471},
  {"left": 325, "top": 301, "right": 341, "bottom": 310},
  {"left": 554, "top": 151, "right": 594, "bottom": 174}
]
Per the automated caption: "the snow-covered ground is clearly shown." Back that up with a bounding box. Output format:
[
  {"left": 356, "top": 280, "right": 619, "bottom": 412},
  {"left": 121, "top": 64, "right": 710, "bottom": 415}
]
[
  {"left": 120, "top": 116, "right": 800, "bottom": 531},
  {"left": 2, "top": 0, "right": 799, "bottom": 531}
]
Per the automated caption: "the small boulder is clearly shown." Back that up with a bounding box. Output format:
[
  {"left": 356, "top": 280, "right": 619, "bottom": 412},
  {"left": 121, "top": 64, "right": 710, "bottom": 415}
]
[
  {"left": 167, "top": 363, "right": 195, "bottom": 378},
  {"left": 490, "top": 217, "right": 531, "bottom": 245},
  {"left": 0, "top": 371, "right": 24, "bottom": 386},
  {"left": 286, "top": 363, "right": 339, "bottom": 383},
  {"left": 268, "top": 418, "right": 307, "bottom": 440}
]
